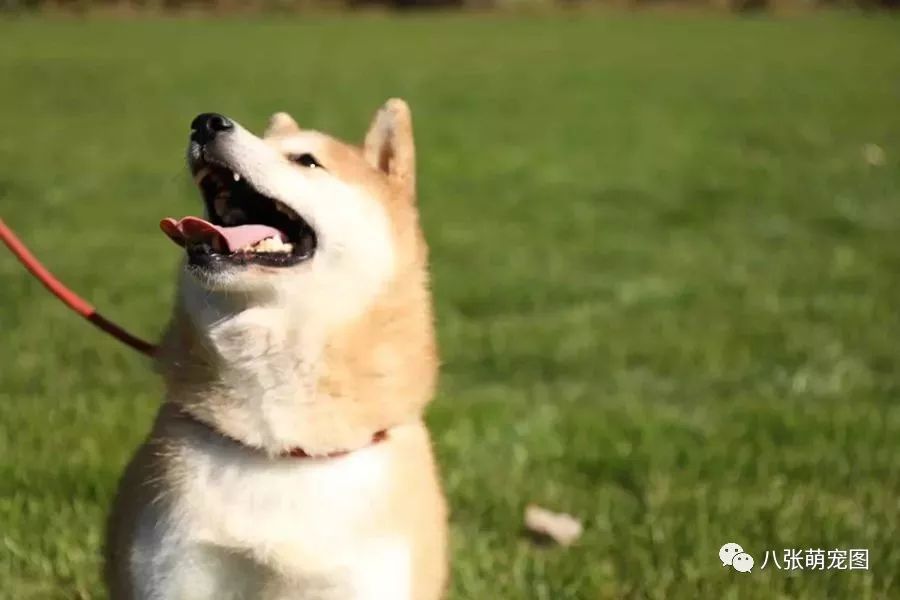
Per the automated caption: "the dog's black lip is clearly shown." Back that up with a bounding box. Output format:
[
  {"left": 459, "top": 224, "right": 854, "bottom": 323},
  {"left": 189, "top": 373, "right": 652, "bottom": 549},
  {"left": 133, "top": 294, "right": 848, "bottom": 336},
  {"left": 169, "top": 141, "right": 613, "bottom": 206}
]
[
  {"left": 190, "top": 146, "right": 228, "bottom": 176},
  {"left": 188, "top": 158, "right": 317, "bottom": 269}
]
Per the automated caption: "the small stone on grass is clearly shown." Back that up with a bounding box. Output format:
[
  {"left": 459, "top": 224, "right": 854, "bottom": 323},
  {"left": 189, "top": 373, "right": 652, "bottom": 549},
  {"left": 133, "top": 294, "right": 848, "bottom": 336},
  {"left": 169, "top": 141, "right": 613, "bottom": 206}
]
[{"left": 524, "top": 504, "right": 583, "bottom": 546}]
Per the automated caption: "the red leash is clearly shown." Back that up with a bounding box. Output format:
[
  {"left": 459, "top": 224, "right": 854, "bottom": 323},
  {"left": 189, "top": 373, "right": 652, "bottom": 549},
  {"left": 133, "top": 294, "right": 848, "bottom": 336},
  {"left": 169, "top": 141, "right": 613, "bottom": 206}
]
[{"left": 0, "top": 218, "right": 156, "bottom": 357}]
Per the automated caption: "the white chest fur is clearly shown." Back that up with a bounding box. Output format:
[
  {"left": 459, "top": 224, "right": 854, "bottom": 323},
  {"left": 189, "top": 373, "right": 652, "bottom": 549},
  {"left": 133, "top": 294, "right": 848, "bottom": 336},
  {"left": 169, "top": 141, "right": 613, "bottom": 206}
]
[{"left": 131, "top": 432, "right": 411, "bottom": 600}]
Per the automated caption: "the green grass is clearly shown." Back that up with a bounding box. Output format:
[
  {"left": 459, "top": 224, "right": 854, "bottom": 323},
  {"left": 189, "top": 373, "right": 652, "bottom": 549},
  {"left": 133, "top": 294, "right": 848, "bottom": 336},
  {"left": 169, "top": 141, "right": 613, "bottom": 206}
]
[{"left": 1, "top": 12, "right": 900, "bottom": 599}]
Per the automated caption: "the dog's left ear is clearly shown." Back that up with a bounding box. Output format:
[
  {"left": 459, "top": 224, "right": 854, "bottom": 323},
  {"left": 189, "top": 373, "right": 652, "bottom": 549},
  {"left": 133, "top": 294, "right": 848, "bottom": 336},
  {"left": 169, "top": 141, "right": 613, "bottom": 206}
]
[
  {"left": 264, "top": 112, "right": 300, "bottom": 137},
  {"left": 364, "top": 98, "right": 415, "bottom": 197}
]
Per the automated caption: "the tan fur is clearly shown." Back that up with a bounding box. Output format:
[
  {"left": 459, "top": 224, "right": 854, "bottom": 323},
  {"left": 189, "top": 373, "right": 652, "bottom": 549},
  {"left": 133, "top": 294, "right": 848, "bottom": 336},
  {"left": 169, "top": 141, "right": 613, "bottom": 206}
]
[{"left": 105, "top": 100, "right": 447, "bottom": 600}]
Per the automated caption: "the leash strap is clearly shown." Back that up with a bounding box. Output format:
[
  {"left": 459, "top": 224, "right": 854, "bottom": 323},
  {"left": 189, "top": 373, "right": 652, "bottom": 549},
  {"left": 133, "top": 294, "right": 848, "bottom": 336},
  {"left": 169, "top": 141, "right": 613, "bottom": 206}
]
[{"left": 0, "top": 218, "right": 156, "bottom": 357}]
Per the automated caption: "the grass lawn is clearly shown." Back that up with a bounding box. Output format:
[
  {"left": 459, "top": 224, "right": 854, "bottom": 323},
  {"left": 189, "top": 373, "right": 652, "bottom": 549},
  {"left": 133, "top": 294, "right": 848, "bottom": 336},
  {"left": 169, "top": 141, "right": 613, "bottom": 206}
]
[{"left": 1, "top": 12, "right": 900, "bottom": 599}]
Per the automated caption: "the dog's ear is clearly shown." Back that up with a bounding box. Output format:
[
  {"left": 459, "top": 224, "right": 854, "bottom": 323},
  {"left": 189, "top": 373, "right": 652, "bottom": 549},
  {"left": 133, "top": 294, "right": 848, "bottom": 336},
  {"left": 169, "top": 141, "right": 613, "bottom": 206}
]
[
  {"left": 264, "top": 112, "right": 300, "bottom": 137},
  {"left": 364, "top": 98, "right": 415, "bottom": 196}
]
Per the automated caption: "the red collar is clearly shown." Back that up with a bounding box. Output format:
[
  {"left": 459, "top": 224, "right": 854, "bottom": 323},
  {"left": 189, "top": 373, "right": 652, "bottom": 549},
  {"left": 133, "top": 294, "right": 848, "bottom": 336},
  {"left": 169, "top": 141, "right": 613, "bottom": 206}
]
[
  {"left": 283, "top": 429, "right": 388, "bottom": 459},
  {"left": 181, "top": 409, "right": 388, "bottom": 459}
]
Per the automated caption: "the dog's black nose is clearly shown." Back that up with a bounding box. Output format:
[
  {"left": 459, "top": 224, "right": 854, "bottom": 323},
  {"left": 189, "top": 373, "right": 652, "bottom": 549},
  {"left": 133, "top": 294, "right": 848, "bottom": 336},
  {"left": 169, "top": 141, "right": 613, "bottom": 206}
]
[{"left": 190, "top": 113, "right": 233, "bottom": 144}]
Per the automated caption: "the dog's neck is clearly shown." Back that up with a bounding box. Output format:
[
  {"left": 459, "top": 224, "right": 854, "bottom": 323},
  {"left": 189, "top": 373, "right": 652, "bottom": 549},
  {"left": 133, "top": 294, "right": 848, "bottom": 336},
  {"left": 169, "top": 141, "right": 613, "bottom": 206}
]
[
  {"left": 156, "top": 273, "right": 438, "bottom": 456},
  {"left": 191, "top": 292, "right": 323, "bottom": 392}
]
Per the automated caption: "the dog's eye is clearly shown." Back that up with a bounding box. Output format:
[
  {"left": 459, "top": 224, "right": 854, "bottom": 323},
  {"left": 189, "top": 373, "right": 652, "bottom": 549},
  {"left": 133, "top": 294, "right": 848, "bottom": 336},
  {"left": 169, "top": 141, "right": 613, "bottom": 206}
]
[{"left": 289, "top": 153, "right": 323, "bottom": 169}]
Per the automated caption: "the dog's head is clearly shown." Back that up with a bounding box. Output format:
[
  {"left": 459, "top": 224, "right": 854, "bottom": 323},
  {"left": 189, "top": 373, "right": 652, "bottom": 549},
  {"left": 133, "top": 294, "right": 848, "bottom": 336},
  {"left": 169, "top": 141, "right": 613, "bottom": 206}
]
[{"left": 162, "top": 99, "right": 420, "bottom": 327}]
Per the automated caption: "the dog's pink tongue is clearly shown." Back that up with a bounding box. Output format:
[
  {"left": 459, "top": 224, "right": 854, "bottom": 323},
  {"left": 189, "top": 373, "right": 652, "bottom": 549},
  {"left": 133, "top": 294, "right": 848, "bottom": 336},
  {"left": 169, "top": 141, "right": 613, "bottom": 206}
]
[{"left": 160, "top": 216, "right": 286, "bottom": 252}]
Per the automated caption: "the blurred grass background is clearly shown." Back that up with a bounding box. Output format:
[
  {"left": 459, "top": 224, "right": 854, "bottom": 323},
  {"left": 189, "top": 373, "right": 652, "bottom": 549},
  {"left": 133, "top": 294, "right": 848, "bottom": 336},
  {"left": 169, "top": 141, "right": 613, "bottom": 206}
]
[{"left": 1, "top": 13, "right": 900, "bottom": 599}]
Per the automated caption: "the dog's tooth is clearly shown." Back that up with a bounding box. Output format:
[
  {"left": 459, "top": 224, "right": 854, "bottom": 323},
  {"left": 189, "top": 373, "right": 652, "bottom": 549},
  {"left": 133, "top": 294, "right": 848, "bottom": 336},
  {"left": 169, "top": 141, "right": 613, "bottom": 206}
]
[
  {"left": 233, "top": 172, "right": 241, "bottom": 182},
  {"left": 255, "top": 237, "right": 277, "bottom": 252},
  {"left": 193, "top": 167, "right": 210, "bottom": 185},
  {"left": 248, "top": 236, "right": 293, "bottom": 254}
]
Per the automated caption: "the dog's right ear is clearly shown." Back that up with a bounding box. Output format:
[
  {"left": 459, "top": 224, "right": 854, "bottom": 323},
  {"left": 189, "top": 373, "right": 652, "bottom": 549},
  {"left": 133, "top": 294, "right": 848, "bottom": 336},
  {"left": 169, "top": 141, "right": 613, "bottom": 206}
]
[{"left": 264, "top": 112, "right": 300, "bottom": 137}]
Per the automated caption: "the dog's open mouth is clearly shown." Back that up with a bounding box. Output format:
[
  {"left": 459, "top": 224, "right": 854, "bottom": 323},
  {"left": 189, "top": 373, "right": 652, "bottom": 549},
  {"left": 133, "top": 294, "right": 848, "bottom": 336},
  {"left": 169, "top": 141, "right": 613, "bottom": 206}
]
[{"left": 160, "top": 164, "right": 316, "bottom": 268}]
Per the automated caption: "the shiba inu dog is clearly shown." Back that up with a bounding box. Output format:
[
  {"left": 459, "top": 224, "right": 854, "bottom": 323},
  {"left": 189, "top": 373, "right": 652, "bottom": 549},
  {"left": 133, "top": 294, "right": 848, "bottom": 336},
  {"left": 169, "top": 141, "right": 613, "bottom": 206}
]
[{"left": 105, "top": 100, "right": 447, "bottom": 600}]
